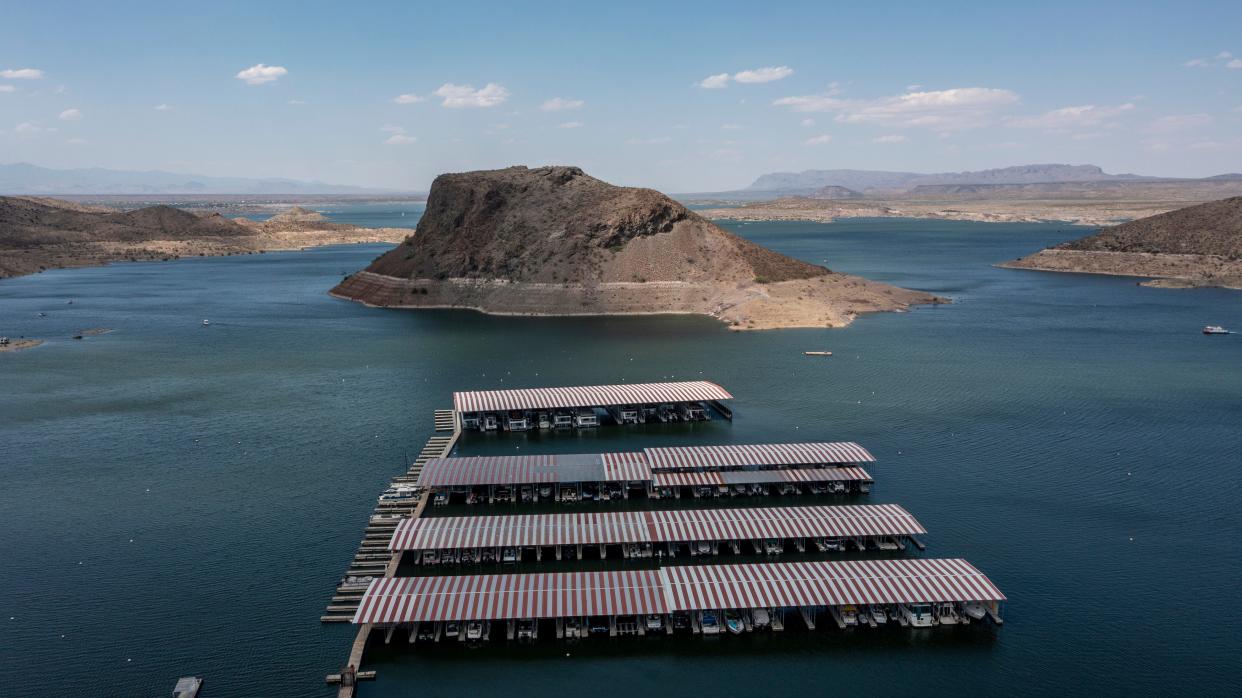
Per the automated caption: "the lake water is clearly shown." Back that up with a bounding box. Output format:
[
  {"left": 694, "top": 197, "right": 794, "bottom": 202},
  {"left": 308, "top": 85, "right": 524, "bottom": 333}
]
[{"left": 2, "top": 207, "right": 1240, "bottom": 696}]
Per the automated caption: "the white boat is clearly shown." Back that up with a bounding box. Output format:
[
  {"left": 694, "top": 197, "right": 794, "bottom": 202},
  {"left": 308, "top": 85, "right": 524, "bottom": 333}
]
[
  {"left": 752, "top": 608, "right": 771, "bottom": 628},
  {"left": 645, "top": 614, "right": 664, "bottom": 631},
  {"left": 962, "top": 601, "right": 988, "bottom": 621},
  {"left": 1203, "top": 325, "right": 1231, "bottom": 335},
  {"left": 466, "top": 621, "right": 485, "bottom": 640},
  {"left": 901, "top": 602, "right": 935, "bottom": 628},
  {"left": 870, "top": 606, "right": 888, "bottom": 624},
  {"left": 444, "top": 621, "right": 461, "bottom": 638},
  {"left": 173, "top": 676, "right": 203, "bottom": 698},
  {"left": 201, "top": 319, "right": 210, "bottom": 326}
]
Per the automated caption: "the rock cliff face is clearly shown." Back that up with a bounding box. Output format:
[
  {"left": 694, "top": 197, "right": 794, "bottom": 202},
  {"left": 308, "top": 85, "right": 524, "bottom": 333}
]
[{"left": 332, "top": 166, "right": 942, "bottom": 330}]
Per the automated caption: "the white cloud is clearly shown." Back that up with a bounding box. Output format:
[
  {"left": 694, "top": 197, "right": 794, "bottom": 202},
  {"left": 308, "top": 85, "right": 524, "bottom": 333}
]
[
  {"left": 58, "top": 108, "right": 82, "bottom": 121},
  {"left": 154, "top": 103, "right": 171, "bottom": 111},
  {"left": 626, "top": 136, "right": 672, "bottom": 144},
  {"left": 775, "top": 86, "right": 1019, "bottom": 130},
  {"left": 66, "top": 137, "right": 87, "bottom": 145},
  {"left": 804, "top": 134, "right": 833, "bottom": 145},
  {"left": 288, "top": 99, "right": 305, "bottom": 105},
  {"left": 380, "top": 124, "right": 407, "bottom": 133},
  {"left": 541, "top": 97, "right": 583, "bottom": 111},
  {"left": 556, "top": 121, "right": 583, "bottom": 129},
  {"left": 384, "top": 134, "right": 416, "bottom": 145},
  {"left": 1184, "top": 51, "right": 1238, "bottom": 68},
  {"left": 733, "top": 66, "right": 793, "bottom": 84},
  {"left": 721, "top": 123, "right": 742, "bottom": 130},
  {"left": 1, "top": 68, "right": 44, "bottom": 79},
  {"left": 1006, "top": 103, "right": 1134, "bottom": 129},
  {"left": 14, "top": 121, "right": 56, "bottom": 136},
  {"left": 799, "top": 118, "right": 815, "bottom": 127},
  {"left": 235, "top": 64, "right": 287, "bottom": 85},
  {"left": 433, "top": 82, "right": 509, "bottom": 108},
  {"left": 0, "top": 85, "right": 14, "bottom": 93},
  {"left": 873, "top": 134, "right": 907, "bottom": 144},
  {"left": 393, "top": 93, "right": 424, "bottom": 104},
  {"left": 698, "top": 66, "right": 793, "bottom": 89},
  {"left": 1144, "top": 113, "right": 1213, "bottom": 133}
]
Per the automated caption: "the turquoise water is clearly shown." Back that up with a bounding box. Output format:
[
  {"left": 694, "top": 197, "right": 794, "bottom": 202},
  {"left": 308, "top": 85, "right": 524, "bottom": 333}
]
[{"left": 2, "top": 214, "right": 1240, "bottom": 696}]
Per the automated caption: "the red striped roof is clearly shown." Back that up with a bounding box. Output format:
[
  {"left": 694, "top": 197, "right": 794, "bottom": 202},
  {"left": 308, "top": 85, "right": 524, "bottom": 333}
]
[
  {"left": 389, "top": 504, "right": 923, "bottom": 551},
  {"left": 418, "top": 453, "right": 651, "bottom": 488},
  {"left": 644, "top": 442, "right": 875, "bottom": 470},
  {"left": 453, "top": 381, "right": 732, "bottom": 413},
  {"left": 651, "top": 467, "right": 873, "bottom": 487},
  {"left": 352, "top": 559, "right": 1004, "bottom": 624},
  {"left": 353, "top": 570, "right": 668, "bottom": 623},
  {"left": 661, "top": 558, "right": 1006, "bottom": 610}
]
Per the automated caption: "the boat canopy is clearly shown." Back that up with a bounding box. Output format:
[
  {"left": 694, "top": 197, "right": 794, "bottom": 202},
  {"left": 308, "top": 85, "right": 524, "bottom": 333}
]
[
  {"left": 453, "top": 381, "right": 732, "bottom": 413},
  {"left": 644, "top": 442, "right": 876, "bottom": 470}
]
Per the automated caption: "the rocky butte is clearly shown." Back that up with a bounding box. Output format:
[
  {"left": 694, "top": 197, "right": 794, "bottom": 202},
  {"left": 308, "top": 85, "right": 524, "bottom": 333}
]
[
  {"left": 1000, "top": 196, "right": 1242, "bottom": 289},
  {"left": 331, "top": 165, "right": 943, "bottom": 330}
]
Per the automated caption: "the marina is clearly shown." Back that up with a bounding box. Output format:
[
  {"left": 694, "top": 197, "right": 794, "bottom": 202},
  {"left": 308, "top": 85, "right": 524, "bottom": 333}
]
[{"left": 323, "top": 380, "right": 1002, "bottom": 684}]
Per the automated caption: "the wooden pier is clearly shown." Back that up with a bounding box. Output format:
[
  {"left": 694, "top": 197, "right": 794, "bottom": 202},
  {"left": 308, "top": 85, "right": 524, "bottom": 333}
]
[{"left": 324, "top": 412, "right": 460, "bottom": 691}]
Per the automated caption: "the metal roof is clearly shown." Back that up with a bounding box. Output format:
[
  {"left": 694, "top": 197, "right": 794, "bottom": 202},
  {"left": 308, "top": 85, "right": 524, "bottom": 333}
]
[
  {"left": 389, "top": 504, "right": 924, "bottom": 551},
  {"left": 352, "top": 559, "right": 1004, "bottom": 624},
  {"left": 661, "top": 558, "right": 1006, "bottom": 611},
  {"left": 418, "top": 453, "right": 651, "bottom": 488},
  {"left": 644, "top": 442, "right": 875, "bottom": 470},
  {"left": 453, "top": 381, "right": 732, "bottom": 413},
  {"left": 651, "top": 467, "right": 873, "bottom": 487},
  {"left": 353, "top": 570, "right": 668, "bottom": 623}
]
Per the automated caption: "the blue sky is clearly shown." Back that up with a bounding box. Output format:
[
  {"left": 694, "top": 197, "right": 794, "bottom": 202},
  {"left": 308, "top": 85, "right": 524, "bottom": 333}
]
[{"left": 1, "top": 0, "right": 1240, "bottom": 191}]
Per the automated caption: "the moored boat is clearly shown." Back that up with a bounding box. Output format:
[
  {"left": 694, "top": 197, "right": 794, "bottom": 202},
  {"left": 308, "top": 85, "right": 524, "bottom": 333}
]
[{"left": 1202, "top": 325, "right": 1231, "bottom": 335}]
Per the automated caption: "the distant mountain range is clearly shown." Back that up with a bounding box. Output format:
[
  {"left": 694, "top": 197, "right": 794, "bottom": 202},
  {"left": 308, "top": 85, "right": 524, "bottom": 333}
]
[
  {"left": 0, "top": 162, "right": 405, "bottom": 196},
  {"left": 681, "top": 164, "right": 1242, "bottom": 201}
]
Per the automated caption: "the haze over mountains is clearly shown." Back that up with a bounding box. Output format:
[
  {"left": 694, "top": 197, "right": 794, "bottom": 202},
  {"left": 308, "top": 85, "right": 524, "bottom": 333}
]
[
  {"left": 0, "top": 162, "right": 406, "bottom": 196},
  {"left": 684, "top": 164, "right": 1242, "bottom": 200}
]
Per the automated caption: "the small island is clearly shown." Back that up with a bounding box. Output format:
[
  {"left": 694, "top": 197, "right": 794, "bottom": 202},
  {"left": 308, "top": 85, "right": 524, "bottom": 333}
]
[
  {"left": 331, "top": 166, "right": 944, "bottom": 330},
  {"left": 0, "top": 337, "right": 44, "bottom": 353},
  {"left": 1000, "top": 196, "right": 1242, "bottom": 289}
]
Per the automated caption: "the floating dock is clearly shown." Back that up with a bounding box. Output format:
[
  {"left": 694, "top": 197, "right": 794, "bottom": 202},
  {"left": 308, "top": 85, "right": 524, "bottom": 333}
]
[
  {"left": 453, "top": 380, "right": 734, "bottom": 431},
  {"left": 350, "top": 558, "right": 1005, "bottom": 636},
  {"left": 417, "top": 442, "right": 877, "bottom": 504},
  {"left": 390, "top": 503, "right": 924, "bottom": 561}
]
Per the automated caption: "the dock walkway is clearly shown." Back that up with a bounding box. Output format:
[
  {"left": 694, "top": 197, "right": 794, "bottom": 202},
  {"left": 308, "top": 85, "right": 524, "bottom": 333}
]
[{"left": 325, "top": 412, "right": 460, "bottom": 692}]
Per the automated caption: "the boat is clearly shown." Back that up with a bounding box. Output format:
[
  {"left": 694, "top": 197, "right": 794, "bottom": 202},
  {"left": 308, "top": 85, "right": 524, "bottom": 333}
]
[
  {"left": 870, "top": 606, "right": 888, "bottom": 625},
  {"left": 962, "top": 601, "right": 988, "bottom": 621},
  {"left": 803, "top": 351, "right": 833, "bottom": 356},
  {"left": 724, "top": 610, "right": 744, "bottom": 634},
  {"left": 700, "top": 612, "right": 722, "bottom": 635},
  {"left": 645, "top": 614, "right": 664, "bottom": 631},
  {"left": 201, "top": 319, "right": 210, "bottom": 326},
  {"left": 752, "top": 608, "right": 771, "bottom": 628},
  {"left": 444, "top": 621, "right": 461, "bottom": 638},
  {"left": 466, "top": 620, "right": 485, "bottom": 640},
  {"left": 173, "top": 676, "right": 202, "bottom": 698},
  {"left": 1203, "top": 325, "right": 1232, "bottom": 335}
]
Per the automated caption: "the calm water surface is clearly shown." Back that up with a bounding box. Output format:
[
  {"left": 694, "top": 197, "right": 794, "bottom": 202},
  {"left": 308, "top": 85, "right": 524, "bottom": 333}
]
[{"left": 2, "top": 214, "right": 1239, "bottom": 696}]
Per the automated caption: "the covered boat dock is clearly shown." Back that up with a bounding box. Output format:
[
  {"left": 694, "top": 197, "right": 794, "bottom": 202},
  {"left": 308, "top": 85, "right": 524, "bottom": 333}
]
[
  {"left": 390, "top": 504, "right": 924, "bottom": 563},
  {"left": 351, "top": 558, "right": 1004, "bottom": 641},
  {"left": 453, "top": 380, "right": 733, "bottom": 431}
]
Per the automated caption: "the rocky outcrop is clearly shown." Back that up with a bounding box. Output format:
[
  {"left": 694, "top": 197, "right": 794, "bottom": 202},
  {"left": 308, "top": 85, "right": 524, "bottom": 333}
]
[
  {"left": 1000, "top": 197, "right": 1242, "bottom": 288},
  {"left": 332, "top": 166, "right": 942, "bottom": 329},
  {"left": 0, "top": 196, "right": 404, "bottom": 279}
]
